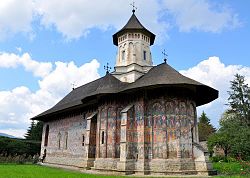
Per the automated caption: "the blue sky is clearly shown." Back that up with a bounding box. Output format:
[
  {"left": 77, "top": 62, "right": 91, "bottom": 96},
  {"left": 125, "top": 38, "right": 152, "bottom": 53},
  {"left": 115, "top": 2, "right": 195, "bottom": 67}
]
[{"left": 0, "top": 0, "right": 250, "bottom": 137}]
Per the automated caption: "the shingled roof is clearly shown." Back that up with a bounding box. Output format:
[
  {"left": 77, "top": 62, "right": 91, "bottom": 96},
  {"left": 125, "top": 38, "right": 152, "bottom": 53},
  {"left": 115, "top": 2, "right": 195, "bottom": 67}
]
[
  {"left": 121, "top": 63, "right": 218, "bottom": 106},
  {"left": 32, "top": 74, "right": 127, "bottom": 120},
  {"left": 113, "top": 13, "right": 155, "bottom": 46}
]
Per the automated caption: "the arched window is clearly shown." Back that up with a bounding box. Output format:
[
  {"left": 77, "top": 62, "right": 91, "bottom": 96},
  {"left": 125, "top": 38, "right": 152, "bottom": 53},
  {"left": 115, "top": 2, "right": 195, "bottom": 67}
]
[
  {"left": 82, "top": 135, "right": 85, "bottom": 146},
  {"left": 101, "top": 131, "right": 105, "bottom": 144},
  {"left": 44, "top": 125, "right": 49, "bottom": 146},
  {"left": 64, "top": 132, "right": 68, "bottom": 149},
  {"left": 143, "top": 50, "right": 147, "bottom": 60},
  {"left": 58, "top": 132, "right": 61, "bottom": 149},
  {"left": 122, "top": 50, "right": 125, "bottom": 61}
]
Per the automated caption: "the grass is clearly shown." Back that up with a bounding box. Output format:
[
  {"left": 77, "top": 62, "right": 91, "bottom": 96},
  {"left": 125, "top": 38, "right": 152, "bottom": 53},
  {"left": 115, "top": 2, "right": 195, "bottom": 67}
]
[
  {"left": 0, "top": 163, "right": 249, "bottom": 178},
  {"left": 213, "top": 162, "right": 243, "bottom": 175},
  {"left": 0, "top": 164, "right": 114, "bottom": 178}
]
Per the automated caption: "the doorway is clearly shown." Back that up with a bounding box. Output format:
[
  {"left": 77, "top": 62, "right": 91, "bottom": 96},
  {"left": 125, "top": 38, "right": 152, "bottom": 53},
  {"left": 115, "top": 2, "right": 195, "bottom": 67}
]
[{"left": 88, "top": 115, "right": 97, "bottom": 158}]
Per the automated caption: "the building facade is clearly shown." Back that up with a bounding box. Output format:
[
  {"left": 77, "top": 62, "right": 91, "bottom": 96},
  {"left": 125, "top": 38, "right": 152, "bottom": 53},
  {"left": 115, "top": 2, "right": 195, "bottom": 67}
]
[{"left": 33, "top": 12, "right": 218, "bottom": 176}]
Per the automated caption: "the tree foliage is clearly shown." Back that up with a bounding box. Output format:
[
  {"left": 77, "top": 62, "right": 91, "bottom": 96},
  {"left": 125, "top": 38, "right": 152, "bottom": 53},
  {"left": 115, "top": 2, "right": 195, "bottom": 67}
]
[
  {"left": 208, "top": 74, "right": 250, "bottom": 160},
  {"left": 227, "top": 74, "right": 250, "bottom": 126},
  {"left": 198, "top": 111, "right": 216, "bottom": 141},
  {"left": 25, "top": 121, "right": 43, "bottom": 141},
  {"left": 0, "top": 136, "right": 41, "bottom": 156}
]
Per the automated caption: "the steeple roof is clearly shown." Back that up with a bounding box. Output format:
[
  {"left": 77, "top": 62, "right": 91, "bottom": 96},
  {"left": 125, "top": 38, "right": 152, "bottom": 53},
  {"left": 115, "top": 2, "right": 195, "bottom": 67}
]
[{"left": 113, "top": 13, "right": 155, "bottom": 46}]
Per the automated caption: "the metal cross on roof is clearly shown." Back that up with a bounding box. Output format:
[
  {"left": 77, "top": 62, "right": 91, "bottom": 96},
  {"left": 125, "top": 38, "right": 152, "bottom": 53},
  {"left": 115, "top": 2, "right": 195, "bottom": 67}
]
[
  {"left": 162, "top": 49, "right": 168, "bottom": 63},
  {"left": 130, "top": 1, "right": 137, "bottom": 14},
  {"left": 104, "top": 63, "right": 112, "bottom": 74},
  {"left": 71, "top": 82, "right": 76, "bottom": 90}
]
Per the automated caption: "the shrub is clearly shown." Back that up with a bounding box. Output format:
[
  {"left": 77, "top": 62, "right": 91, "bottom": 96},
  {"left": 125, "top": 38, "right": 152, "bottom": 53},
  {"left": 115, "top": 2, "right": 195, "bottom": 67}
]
[{"left": 210, "top": 155, "right": 237, "bottom": 163}]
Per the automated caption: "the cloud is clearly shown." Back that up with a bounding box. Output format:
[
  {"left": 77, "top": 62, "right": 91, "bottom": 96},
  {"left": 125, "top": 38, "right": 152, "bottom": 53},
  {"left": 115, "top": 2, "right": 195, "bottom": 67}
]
[
  {"left": 0, "top": 0, "right": 34, "bottom": 40},
  {"left": 163, "top": 0, "right": 241, "bottom": 33},
  {"left": 0, "top": 52, "right": 100, "bottom": 137},
  {"left": 180, "top": 57, "right": 250, "bottom": 127},
  {"left": 0, "top": 0, "right": 241, "bottom": 41},
  {"left": 35, "top": 0, "right": 169, "bottom": 41},
  {"left": 0, "top": 52, "right": 52, "bottom": 77}
]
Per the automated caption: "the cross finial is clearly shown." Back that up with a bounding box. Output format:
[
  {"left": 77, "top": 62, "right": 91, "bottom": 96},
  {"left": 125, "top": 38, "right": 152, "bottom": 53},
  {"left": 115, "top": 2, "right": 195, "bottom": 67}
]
[
  {"left": 104, "top": 63, "right": 112, "bottom": 74},
  {"left": 162, "top": 49, "right": 168, "bottom": 63},
  {"left": 71, "top": 82, "right": 76, "bottom": 90},
  {"left": 130, "top": 1, "right": 137, "bottom": 14}
]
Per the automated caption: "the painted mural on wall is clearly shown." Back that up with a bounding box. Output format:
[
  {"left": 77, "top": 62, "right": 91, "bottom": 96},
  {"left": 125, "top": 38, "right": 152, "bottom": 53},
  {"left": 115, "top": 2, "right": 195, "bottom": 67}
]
[
  {"left": 41, "top": 96, "right": 196, "bottom": 167},
  {"left": 41, "top": 113, "right": 88, "bottom": 158},
  {"left": 98, "top": 104, "right": 123, "bottom": 159},
  {"left": 118, "top": 97, "right": 196, "bottom": 160},
  {"left": 145, "top": 97, "right": 195, "bottom": 159}
]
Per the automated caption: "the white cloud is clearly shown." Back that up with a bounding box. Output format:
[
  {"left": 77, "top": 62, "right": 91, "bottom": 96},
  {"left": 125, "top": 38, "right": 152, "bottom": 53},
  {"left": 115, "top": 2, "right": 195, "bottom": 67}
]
[
  {"left": 0, "top": 52, "right": 100, "bottom": 138},
  {"left": 163, "top": 0, "right": 241, "bottom": 33},
  {"left": 0, "top": 0, "right": 241, "bottom": 41},
  {"left": 180, "top": 57, "right": 250, "bottom": 127},
  {"left": 35, "top": 0, "right": 169, "bottom": 41},
  {"left": 0, "top": 52, "right": 52, "bottom": 77},
  {"left": 0, "top": 0, "right": 34, "bottom": 40}
]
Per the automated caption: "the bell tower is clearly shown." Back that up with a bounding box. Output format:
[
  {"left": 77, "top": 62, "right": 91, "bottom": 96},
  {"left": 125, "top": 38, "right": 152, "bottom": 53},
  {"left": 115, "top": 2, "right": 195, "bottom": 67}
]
[{"left": 112, "top": 10, "right": 155, "bottom": 83}]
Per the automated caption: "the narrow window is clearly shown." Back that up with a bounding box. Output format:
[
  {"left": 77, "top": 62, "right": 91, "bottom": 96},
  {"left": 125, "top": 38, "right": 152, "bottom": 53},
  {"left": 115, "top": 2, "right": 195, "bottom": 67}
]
[
  {"left": 44, "top": 125, "right": 49, "bottom": 146},
  {"left": 143, "top": 51, "right": 147, "bottom": 60},
  {"left": 122, "top": 50, "right": 125, "bottom": 61},
  {"left": 101, "top": 131, "right": 105, "bottom": 144},
  {"left": 58, "top": 133, "right": 61, "bottom": 149},
  {"left": 64, "top": 132, "right": 68, "bottom": 149},
  {"left": 82, "top": 135, "right": 85, "bottom": 146}
]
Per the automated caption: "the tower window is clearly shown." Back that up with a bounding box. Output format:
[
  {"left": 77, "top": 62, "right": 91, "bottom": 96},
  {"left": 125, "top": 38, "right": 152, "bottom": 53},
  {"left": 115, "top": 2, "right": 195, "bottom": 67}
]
[
  {"left": 143, "top": 51, "right": 147, "bottom": 60},
  {"left": 122, "top": 50, "right": 125, "bottom": 61},
  {"left": 101, "top": 131, "right": 105, "bottom": 144}
]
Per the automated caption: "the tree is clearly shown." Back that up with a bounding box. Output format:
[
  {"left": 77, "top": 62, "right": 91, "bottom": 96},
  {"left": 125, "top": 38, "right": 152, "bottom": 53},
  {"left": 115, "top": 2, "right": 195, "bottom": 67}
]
[
  {"left": 227, "top": 74, "right": 250, "bottom": 126},
  {"left": 25, "top": 121, "right": 43, "bottom": 141},
  {"left": 198, "top": 111, "right": 216, "bottom": 141},
  {"left": 25, "top": 120, "right": 35, "bottom": 140},
  {"left": 208, "top": 74, "right": 250, "bottom": 160},
  {"left": 208, "top": 111, "right": 250, "bottom": 160},
  {"left": 207, "top": 131, "right": 231, "bottom": 157}
]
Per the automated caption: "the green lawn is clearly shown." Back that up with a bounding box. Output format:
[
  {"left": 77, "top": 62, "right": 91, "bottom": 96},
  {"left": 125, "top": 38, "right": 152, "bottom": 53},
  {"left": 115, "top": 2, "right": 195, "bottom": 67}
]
[
  {"left": 0, "top": 163, "right": 249, "bottom": 178},
  {"left": 0, "top": 164, "right": 113, "bottom": 178}
]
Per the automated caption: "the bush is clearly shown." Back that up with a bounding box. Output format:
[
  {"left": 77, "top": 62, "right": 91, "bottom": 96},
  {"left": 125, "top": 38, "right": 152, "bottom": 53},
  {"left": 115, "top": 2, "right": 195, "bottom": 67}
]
[
  {"left": 0, "top": 153, "right": 39, "bottom": 164},
  {"left": 210, "top": 156, "right": 237, "bottom": 163},
  {"left": 0, "top": 136, "right": 41, "bottom": 164}
]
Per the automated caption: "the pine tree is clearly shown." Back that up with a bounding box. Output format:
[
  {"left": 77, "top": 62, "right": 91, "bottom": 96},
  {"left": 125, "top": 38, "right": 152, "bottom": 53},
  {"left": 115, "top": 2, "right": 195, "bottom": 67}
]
[
  {"left": 228, "top": 74, "right": 250, "bottom": 126},
  {"left": 25, "top": 121, "right": 43, "bottom": 141},
  {"left": 198, "top": 111, "right": 216, "bottom": 141},
  {"left": 25, "top": 120, "right": 35, "bottom": 140}
]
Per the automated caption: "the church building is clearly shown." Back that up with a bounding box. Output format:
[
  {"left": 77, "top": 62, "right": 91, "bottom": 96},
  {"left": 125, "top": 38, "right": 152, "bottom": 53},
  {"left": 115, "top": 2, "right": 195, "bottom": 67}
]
[{"left": 33, "top": 10, "right": 218, "bottom": 176}]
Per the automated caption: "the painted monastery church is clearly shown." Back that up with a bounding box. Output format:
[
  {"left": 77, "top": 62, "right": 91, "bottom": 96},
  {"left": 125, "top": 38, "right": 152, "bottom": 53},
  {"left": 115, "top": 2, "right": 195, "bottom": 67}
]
[{"left": 33, "top": 11, "right": 218, "bottom": 176}]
